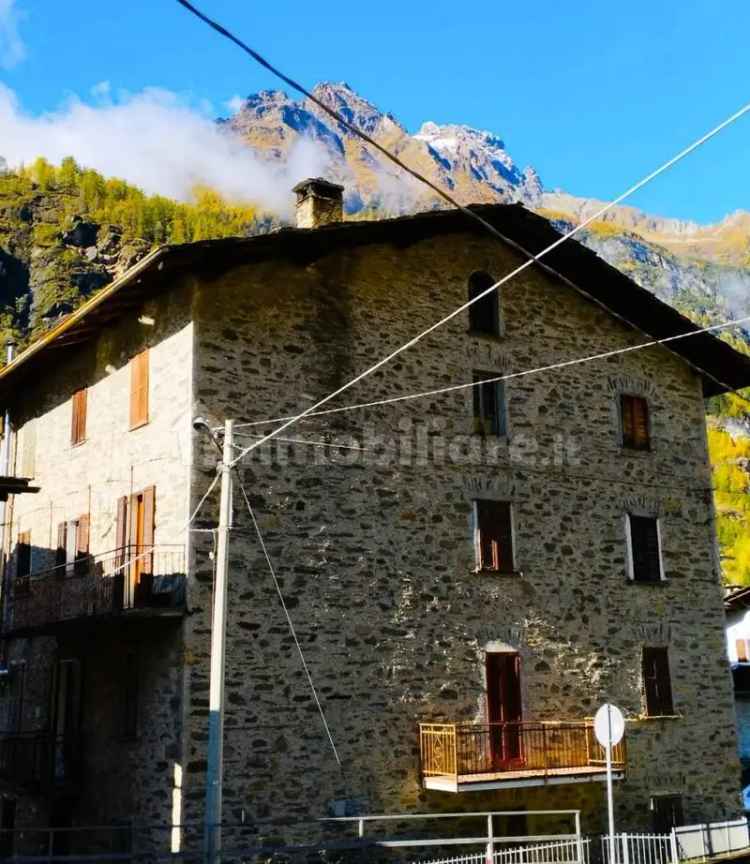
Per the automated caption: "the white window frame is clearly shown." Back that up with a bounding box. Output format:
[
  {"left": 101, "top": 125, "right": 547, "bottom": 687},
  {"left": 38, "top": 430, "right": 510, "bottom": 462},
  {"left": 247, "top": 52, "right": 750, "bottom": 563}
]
[
  {"left": 625, "top": 513, "right": 666, "bottom": 582},
  {"left": 472, "top": 499, "right": 516, "bottom": 573}
]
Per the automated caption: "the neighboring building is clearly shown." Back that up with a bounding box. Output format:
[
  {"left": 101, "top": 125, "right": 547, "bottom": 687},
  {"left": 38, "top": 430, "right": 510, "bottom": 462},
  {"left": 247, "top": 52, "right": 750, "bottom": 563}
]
[
  {"left": 1, "top": 180, "right": 749, "bottom": 856},
  {"left": 724, "top": 587, "right": 750, "bottom": 809}
]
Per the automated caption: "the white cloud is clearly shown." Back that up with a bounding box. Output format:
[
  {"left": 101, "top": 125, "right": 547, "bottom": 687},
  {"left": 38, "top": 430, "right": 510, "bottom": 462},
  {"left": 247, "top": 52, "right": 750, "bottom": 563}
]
[
  {"left": 0, "top": 84, "right": 331, "bottom": 215},
  {"left": 90, "top": 81, "right": 111, "bottom": 100},
  {"left": 0, "top": 0, "right": 25, "bottom": 69},
  {"left": 226, "top": 95, "right": 245, "bottom": 114}
]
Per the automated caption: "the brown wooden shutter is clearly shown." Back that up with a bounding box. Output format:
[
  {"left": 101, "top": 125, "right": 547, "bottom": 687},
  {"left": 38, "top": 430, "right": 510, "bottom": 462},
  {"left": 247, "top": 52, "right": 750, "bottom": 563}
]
[
  {"left": 56, "top": 522, "right": 67, "bottom": 569},
  {"left": 75, "top": 514, "right": 90, "bottom": 578},
  {"left": 141, "top": 486, "right": 155, "bottom": 576},
  {"left": 621, "top": 395, "right": 635, "bottom": 447},
  {"left": 71, "top": 389, "right": 87, "bottom": 445},
  {"left": 633, "top": 397, "right": 650, "bottom": 449},
  {"left": 129, "top": 350, "right": 149, "bottom": 429},
  {"left": 737, "top": 639, "right": 749, "bottom": 662},
  {"left": 643, "top": 647, "right": 674, "bottom": 716}
]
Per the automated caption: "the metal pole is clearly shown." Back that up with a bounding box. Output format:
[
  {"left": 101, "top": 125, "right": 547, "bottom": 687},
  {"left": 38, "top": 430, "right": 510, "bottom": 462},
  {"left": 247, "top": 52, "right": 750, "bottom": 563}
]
[
  {"left": 486, "top": 813, "right": 494, "bottom": 864},
  {"left": 203, "top": 419, "right": 233, "bottom": 864},
  {"left": 606, "top": 705, "right": 616, "bottom": 864}
]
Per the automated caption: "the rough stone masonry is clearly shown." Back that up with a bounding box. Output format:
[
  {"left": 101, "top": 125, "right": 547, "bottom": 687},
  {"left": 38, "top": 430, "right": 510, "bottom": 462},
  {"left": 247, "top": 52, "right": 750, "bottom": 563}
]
[{"left": 0, "top": 202, "right": 743, "bottom": 853}]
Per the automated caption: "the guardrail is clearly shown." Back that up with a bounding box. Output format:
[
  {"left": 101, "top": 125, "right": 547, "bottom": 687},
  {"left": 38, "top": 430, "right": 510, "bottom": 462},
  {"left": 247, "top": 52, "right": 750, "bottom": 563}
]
[
  {"left": 419, "top": 721, "right": 626, "bottom": 781},
  {"left": 9, "top": 545, "right": 186, "bottom": 633}
]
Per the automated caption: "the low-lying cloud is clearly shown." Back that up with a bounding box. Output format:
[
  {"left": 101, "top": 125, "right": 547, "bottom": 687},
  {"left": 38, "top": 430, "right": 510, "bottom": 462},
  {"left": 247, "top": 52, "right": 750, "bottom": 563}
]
[
  {"left": 0, "top": 84, "right": 331, "bottom": 215},
  {"left": 0, "top": 0, "right": 25, "bottom": 69}
]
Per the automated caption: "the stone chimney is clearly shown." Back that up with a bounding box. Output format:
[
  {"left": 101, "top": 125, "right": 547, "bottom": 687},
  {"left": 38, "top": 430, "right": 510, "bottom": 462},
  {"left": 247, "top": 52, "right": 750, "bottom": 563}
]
[{"left": 292, "top": 178, "right": 344, "bottom": 229}]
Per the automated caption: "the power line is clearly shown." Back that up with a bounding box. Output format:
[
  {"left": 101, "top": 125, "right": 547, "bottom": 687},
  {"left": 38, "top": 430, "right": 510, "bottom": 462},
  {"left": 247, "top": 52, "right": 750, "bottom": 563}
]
[
  {"left": 175, "top": 0, "right": 543, "bottom": 253},
  {"left": 225, "top": 113, "right": 750, "bottom": 465},
  {"left": 225, "top": 314, "right": 750, "bottom": 431},
  {"left": 233, "top": 469, "right": 344, "bottom": 772},
  {"left": 175, "top": 0, "right": 750, "bottom": 463}
]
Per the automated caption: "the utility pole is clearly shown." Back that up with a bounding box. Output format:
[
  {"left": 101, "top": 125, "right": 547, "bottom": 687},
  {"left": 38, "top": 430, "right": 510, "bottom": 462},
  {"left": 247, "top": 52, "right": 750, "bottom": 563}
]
[{"left": 203, "top": 419, "right": 233, "bottom": 864}]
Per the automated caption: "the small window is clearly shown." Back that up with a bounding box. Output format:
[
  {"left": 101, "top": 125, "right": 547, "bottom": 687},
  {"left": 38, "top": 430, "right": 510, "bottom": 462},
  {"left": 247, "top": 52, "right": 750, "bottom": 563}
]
[
  {"left": 642, "top": 646, "right": 674, "bottom": 716},
  {"left": 468, "top": 271, "right": 500, "bottom": 336},
  {"left": 474, "top": 500, "right": 514, "bottom": 573},
  {"left": 627, "top": 515, "right": 663, "bottom": 583},
  {"left": 621, "top": 394, "right": 650, "bottom": 450},
  {"left": 16, "top": 532, "right": 31, "bottom": 579},
  {"left": 651, "top": 795, "right": 684, "bottom": 833},
  {"left": 56, "top": 516, "right": 90, "bottom": 577},
  {"left": 71, "top": 388, "right": 87, "bottom": 446},
  {"left": 129, "top": 349, "right": 149, "bottom": 429},
  {"left": 473, "top": 373, "right": 507, "bottom": 436}
]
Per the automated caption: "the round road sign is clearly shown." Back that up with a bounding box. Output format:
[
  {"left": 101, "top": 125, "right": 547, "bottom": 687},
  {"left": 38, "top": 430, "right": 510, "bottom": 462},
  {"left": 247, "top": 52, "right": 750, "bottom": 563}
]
[{"left": 594, "top": 703, "right": 625, "bottom": 747}]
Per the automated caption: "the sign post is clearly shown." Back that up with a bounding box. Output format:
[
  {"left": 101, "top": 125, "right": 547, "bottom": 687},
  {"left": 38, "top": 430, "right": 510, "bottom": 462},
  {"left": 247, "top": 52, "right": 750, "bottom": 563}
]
[{"left": 594, "top": 703, "right": 625, "bottom": 864}]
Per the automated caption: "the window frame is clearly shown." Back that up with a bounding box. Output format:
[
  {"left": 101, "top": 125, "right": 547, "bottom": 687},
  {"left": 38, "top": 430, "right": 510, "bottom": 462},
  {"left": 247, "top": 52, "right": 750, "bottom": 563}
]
[
  {"left": 472, "top": 372, "right": 508, "bottom": 437},
  {"left": 473, "top": 499, "right": 516, "bottom": 575},
  {"left": 625, "top": 514, "right": 665, "bottom": 583},
  {"left": 70, "top": 388, "right": 87, "bottom": 446},
  {"left": 467, "top": 271, "right": 502, "bottom": 337},
  {"left": 620, "top": 393, "right": 651, "bottom": 451},
  {"left": 642, "top": 646, "right": 676, "bottom": 717},
  {"left": 650, "top": 795, "right": 684, "bottom": 833}
]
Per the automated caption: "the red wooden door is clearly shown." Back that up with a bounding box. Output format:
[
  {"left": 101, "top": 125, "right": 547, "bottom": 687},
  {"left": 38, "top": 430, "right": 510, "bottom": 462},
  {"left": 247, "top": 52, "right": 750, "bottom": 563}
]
[{"left": 486, "top": 653, "right": 523, "bottom": 768}]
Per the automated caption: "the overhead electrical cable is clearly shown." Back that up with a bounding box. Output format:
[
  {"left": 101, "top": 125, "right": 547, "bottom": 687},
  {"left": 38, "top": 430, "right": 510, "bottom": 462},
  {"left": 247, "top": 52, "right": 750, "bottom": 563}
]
[
  {"left": 233, "top": 470, "right": 344, "bottom": 771},
  {"left": 225, "top": 314, "right": 750, "bottom": 431},
  {"left": 174, "top": 0, "right": 750, "bottom": 465}
]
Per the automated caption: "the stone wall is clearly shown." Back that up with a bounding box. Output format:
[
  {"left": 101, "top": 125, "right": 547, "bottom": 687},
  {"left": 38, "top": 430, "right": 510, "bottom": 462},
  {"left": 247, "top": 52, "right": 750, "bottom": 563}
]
[
  {"left": 182, "top": 229, "right": 740, "bottom": 844},
  {"left": 1, "top": 285, "right": 195, "bottom": 846}
]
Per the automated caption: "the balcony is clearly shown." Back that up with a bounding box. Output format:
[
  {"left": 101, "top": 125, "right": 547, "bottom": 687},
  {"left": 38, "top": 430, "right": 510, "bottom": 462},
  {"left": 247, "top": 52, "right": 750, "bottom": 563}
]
[
  {"left": 419, "top": 721, "right": 626, "bottom": 792},
  {"left": 8, "top": 545, "right": 186, "bottom": 635},
  {"left": 0, "top": 732, "right": 80, "bottom": 790}
]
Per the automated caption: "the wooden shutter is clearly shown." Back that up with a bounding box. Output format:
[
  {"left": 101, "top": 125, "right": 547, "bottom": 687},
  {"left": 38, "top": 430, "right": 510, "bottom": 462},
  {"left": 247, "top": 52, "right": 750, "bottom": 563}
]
[
  {"left": 129, "top": 350, "right": 149, "bottom": 429},
  {"left": 56, "top": 522, "right": 67, "bottom": 569},
  {"left": 141, "top": 486, "right": 155, "bottom": 576},
  {"left": 621, "top": 394, "right": 650, "bottom": 450},
  {"left": 468, "top": 273, "right": 499, "bottom": 336},
  {"left": 71, "top": 389, "right": 87, "bottom": 445},
  {"left": 477, "top": 501, "right": 514, "bottom": 573},
  {"left": 632, "top": 397, "right": 650, "bottom": 449},
  {"left": 75, "top": 514, "right": 90, "bottom": 576},
  {"left": 473, "top": 373, "right": 505, "bottom": 436},
  {"left": 643, "top": 647, "right": 674, "bottom": 716},
  {"left": 629, "top": 516, "right": 661, "bottom": 582},
  {"left": 737, "top": 639, "right": 749, "bottom": 662}
]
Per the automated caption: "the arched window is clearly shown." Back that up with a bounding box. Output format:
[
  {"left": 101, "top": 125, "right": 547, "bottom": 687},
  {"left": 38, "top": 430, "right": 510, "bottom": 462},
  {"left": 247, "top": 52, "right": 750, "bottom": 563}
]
[{"left": 468, "top": 271, "right": 500, "bottom": 336}]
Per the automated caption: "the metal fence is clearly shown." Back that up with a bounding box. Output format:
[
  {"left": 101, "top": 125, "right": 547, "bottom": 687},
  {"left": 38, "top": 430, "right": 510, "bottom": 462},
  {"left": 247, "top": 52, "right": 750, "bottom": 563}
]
[
  {"left": 601, "top": 833, "right": 675, "bottom": 864},
  {"left": 674, "top": 819, "right": 750, "bottom": 860}
]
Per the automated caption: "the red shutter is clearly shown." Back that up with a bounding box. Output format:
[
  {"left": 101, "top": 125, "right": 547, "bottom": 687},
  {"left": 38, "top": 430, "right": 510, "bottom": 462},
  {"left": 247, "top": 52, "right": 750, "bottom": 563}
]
[{"left": 737, "top": 639, "right": 749, "bottom": 662}]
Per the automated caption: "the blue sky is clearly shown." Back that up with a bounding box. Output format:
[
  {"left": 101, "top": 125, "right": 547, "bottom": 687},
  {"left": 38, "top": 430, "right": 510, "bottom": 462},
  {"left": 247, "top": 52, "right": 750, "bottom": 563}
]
[{"left": 2, "top": 0, "right": 750, "bottom": 223}]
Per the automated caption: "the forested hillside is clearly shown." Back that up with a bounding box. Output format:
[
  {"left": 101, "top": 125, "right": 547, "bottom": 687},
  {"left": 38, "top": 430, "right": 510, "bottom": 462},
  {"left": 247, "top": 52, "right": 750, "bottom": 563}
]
[{"left": 0, "top": 157, "right": 261, "bottom": 345}]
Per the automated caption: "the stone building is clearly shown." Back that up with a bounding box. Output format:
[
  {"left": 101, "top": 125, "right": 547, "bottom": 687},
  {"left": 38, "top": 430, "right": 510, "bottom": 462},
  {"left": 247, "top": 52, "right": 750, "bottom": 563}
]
[{"left": 0, "top": 180, "right": 749, "bottom": 855}]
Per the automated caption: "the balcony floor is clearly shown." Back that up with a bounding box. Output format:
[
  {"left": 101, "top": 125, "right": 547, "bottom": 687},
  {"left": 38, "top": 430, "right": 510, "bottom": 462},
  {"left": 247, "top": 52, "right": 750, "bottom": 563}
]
[{"left": 424, "top": 765, "right": 625, "bottom": 793}]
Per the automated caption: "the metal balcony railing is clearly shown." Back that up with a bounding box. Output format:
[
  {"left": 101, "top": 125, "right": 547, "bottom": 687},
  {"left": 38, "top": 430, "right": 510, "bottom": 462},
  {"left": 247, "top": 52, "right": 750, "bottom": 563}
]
[
  {"left": 9, "top": 545, "right": 186, "bottom": 633},
  {"left": 419, "top": 721, "right": 626, "bottom": 785}
]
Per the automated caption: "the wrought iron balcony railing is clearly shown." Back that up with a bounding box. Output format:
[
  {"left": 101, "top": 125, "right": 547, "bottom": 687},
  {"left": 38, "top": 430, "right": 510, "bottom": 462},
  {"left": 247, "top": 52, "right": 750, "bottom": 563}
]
[
  {"left": 419, "top": 721, "right": 626, "bottom": 791},
  {"left": 8, "top": 545, "right": 186, "bottom": 634}
]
